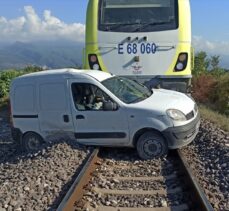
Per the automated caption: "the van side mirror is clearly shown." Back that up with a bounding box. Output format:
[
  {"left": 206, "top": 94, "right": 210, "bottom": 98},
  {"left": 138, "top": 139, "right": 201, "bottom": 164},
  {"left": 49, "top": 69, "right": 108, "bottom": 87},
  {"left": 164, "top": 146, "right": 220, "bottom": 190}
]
[{"left": 103, "top": 101, "right": 118, "bottom": 111}]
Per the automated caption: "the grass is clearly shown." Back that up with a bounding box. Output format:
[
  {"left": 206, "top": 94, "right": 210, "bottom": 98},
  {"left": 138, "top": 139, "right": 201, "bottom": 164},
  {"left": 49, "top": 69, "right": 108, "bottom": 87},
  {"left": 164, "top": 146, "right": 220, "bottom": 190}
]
[{"left": 199, "top": 104, "right": 229, "bottom": 132}]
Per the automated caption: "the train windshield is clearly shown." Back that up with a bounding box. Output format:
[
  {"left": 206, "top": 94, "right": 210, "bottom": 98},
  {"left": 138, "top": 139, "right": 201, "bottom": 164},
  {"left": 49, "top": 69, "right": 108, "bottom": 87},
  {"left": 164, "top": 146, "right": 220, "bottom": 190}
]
[{"left": 99, "top": 0, "right": 178, "bottom": 32}]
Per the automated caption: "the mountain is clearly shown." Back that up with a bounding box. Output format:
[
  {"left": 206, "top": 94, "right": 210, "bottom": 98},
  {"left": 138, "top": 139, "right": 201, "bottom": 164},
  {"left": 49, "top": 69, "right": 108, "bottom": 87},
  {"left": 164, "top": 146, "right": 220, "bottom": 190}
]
[
  {"left": 0, "top": 41, "right": 228, "bottom": 71},
  {"left": 220, "top": 55, "right": 229, "bottom": 70},
  {"left": 0, "top": 41, "right": 83, "bottom": 70}
]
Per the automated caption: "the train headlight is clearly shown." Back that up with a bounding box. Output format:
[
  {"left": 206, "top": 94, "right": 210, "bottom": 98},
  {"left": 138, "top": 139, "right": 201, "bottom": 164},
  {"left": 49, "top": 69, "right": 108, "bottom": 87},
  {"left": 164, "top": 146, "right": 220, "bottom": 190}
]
[
  {"left": 93, "top": 64, "right": 100, "bottom": 70},
  {"left": 174, "top": 53, "right": 188, "bottom": 72},
  {"left": 176, "top": 63, "right": 184, "bottom": 70},
  {"left": 90, "top": 55, "right": 97, "bottom": 63},
  {"left": 178, "top": 53, "right": 187, "bottom": 62}
]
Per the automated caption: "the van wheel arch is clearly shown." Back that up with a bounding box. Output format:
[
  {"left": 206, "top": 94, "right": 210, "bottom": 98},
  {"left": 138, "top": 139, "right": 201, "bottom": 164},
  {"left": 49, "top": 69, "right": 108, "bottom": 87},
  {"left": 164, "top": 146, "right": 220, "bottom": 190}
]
[
  {"left": 22, "top": 132, "right": 45, "bottom": 152},
  {"left": 133, "top": 128, "right": 166, "bottom": 147},
  {"left": 136, "top": 130, "right": 168, "bottom": 160}
]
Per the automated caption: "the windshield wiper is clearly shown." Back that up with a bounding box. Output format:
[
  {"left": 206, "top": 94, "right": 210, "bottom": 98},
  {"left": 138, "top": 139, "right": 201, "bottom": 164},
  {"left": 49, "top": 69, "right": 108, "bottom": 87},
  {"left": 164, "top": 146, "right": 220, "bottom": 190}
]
[
  {"left": 129, "top": 97, "right": 144, "bottom": 104},
  {"left": 129, "top": 93, "right": 150, "bottom": 104},
  {"left": 103, "top": 23, "right": 140, "bottom": 31},
  {"left": 133, "top": 80, "right": 153, "bottom": 96},
  {"left": 133, "top": 21, "right": 172, "bottom": 32}
]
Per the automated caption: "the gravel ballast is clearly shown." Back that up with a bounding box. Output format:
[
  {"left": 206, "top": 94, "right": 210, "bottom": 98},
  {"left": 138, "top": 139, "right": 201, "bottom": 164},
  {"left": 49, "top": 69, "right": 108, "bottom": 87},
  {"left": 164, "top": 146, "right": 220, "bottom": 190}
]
[
  {"left": 182, "top": 119, "right": 229, "bottom": 211},
  {"left": 0, "top": 110, "right": 90, "bottom": 211},
  {"left": 77, "top": 150, "right": 194, "bottom": 210},
  {"left": 1, "top": 108, "right": 229, "bottom": 210}
]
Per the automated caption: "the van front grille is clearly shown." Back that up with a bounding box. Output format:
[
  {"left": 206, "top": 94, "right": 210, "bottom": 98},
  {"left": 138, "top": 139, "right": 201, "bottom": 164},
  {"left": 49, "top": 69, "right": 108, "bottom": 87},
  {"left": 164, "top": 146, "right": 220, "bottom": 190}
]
[{"left": 186, "top": 110, "right": 194, "bottom": 120}]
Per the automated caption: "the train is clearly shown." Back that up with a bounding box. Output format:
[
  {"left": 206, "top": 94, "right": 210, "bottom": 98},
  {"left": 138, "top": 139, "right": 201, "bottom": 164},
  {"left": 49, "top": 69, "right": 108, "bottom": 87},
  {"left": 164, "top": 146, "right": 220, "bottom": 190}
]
[{"left": 83, "top": 0, "right": 193, "bottom": 93}]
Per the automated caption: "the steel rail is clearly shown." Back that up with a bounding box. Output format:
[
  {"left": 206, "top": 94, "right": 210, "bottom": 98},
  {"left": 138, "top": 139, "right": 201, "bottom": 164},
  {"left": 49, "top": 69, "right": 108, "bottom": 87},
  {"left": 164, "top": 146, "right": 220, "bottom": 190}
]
[
  {"left": 177, "top": 149, "right": 214, "bottom": 211},
  {"left": 57, "top": 148, "right": 214, "bottom": 211},
  {"left": 57, "top": 148, "right": 100, "bottom": 211}
]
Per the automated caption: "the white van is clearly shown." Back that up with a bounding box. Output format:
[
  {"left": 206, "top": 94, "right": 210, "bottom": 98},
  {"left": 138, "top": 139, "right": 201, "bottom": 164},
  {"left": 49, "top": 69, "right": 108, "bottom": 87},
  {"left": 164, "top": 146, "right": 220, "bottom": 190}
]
[{"left": 10, "top": 69, "right": 200, "bottom": 159}]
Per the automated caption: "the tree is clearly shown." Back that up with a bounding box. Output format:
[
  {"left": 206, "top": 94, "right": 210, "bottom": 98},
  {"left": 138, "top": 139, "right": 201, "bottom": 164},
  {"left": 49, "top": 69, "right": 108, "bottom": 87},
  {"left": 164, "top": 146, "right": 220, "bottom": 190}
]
[
  {"left": 23, "top": 65, "right": 43, "bottom": 73},
  {"left": 210, "top": 55, "right": 220, "bottom": 71},
  {"left": 209, "top": 55, "right": 225, "bottom": 77},
  {"left": 193, "top": 51, "right": 210, "bottom": 76}
]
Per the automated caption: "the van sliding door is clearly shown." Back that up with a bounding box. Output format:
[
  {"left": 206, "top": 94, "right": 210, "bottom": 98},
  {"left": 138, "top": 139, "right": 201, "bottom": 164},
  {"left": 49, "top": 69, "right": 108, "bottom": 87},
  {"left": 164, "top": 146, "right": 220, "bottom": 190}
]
[{"left": 38, "top": 80, "right": 74, "bottom": 140}]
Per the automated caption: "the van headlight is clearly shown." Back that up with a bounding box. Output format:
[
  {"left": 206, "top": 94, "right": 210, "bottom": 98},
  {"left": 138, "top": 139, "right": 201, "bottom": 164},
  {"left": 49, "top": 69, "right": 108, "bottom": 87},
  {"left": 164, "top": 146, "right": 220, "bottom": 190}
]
[{"left": 167, "top": 109, "right": 187, "bottom": 121}]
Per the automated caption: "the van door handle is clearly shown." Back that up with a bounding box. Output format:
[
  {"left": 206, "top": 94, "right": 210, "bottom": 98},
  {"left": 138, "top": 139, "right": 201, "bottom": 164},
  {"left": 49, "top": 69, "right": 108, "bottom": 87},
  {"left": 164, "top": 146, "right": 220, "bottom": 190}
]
[
  {"left": 76, "top": 115, "right": 85, "bottom": 120},
  {"left": 63, "top": 115, "right": 69, "bottom": 123}
]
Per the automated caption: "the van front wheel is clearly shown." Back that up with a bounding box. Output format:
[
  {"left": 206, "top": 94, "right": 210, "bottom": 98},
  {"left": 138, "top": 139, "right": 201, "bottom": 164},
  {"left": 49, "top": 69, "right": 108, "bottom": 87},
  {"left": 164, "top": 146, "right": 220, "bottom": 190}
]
[
  {"left": 136, "top": 131, "right": 168, "bottom": 160},
  {"left": 22, "top": 132, "right": 44, "bottom": 152}
]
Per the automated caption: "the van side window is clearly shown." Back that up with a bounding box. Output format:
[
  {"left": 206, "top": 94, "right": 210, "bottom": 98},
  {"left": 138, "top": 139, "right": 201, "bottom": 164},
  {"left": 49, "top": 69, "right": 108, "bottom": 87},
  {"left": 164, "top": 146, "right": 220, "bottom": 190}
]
[{"left": 71, "top": 83, "right": 114, "bottom": 111}]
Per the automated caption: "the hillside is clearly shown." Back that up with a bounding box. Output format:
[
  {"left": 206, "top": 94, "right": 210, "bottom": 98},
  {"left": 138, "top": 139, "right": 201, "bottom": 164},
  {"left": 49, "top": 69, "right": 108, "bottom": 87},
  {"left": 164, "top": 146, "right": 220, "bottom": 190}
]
[{"left": 0, "top": 41, "right": 83, "bottom": 70}]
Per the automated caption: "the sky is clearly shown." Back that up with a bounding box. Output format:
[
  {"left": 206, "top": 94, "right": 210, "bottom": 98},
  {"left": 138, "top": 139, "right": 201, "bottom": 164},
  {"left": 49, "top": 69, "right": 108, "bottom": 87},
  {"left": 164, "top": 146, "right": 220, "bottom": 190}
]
[{"left": 0, "top": 0, "right": 229, "bottom": 65}]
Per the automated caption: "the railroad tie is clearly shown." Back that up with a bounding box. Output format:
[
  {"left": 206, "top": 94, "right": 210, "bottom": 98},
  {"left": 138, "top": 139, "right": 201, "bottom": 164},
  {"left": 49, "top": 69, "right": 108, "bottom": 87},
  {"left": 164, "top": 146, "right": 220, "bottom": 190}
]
[
  {"left": 96, "top": 204, "right": 189, "bottom": 211},
  {"left": 92, "top": 187, "right": 183, "bottom": 195}
]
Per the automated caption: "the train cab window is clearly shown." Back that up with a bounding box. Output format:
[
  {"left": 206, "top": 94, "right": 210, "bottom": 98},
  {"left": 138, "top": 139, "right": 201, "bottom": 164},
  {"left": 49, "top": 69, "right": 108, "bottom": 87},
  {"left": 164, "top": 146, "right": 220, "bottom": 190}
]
[{"left": 99, "top": 0, "right": 178, "bottom": 32}]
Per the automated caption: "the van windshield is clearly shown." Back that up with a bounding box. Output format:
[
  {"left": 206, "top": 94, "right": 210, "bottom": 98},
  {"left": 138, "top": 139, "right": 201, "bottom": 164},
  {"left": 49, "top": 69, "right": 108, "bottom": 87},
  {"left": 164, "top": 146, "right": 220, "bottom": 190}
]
[
  {"left": 99, "top": 0, "right": 178, "bottom": 32},
  {"left": 102, "top": 77, "right": 152, "bottom": 104}
]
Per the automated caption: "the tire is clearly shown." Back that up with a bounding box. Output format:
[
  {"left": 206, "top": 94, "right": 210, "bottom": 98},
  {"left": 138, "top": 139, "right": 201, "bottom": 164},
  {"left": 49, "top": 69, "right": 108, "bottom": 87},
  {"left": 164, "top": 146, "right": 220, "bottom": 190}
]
[
  {"left": 22, "top": 132, "right": 44, "bottom": 152},
  {"left": 136, "top": 131, "right": 168, "bottom": 160}
]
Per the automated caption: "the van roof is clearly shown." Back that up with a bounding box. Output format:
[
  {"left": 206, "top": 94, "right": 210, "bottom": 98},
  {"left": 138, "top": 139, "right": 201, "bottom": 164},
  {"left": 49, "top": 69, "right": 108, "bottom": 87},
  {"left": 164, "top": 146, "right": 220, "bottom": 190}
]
[{"left": 15, "top": 68, "right": 113, "bottom": 82}]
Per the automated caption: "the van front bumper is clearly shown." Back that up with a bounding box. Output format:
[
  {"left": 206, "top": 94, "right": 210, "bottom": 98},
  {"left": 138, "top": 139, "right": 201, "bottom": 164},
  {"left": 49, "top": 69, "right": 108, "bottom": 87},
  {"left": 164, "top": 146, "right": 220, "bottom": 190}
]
[{"left": 162, "top": 113, "right": 200, "bottom": 149}]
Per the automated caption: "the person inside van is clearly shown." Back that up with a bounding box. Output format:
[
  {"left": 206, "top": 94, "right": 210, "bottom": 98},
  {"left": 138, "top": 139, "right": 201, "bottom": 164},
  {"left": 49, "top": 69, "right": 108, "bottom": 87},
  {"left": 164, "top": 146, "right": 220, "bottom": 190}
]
[
  {"left": 82, "top": 85, "right": 94, "bottom": 109},
  {"left": 72, "top": 84, "right": 104, "bottom": 111}
]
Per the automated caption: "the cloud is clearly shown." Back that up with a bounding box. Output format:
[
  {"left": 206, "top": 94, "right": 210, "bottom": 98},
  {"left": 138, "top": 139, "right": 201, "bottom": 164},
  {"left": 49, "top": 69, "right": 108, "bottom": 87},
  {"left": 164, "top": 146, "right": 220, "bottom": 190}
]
[
  {"left": 192, "top": 36, "right": 229, "bottom": 56},
  {"left": 0, "top": 6, "right": 85, "bottom": 42},
  {"left": 192, "top": 36, "right": 229, "bottom": 68}
]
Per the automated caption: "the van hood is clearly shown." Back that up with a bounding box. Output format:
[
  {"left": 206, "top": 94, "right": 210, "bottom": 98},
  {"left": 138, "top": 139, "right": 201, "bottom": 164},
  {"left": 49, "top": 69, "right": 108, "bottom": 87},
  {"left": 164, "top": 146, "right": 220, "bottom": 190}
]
[{"left": 128, "top": 89, "right": 195, "bottom": 115}]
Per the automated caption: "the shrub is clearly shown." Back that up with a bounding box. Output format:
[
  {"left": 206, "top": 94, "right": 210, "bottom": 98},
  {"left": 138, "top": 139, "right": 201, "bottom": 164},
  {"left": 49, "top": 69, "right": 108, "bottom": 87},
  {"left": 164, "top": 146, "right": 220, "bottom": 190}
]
[
  {"left": 192, "top": 74, "right": 217, "bottom": 103},
  {"left": 23, "top": 66, "right": 43, "bottom": 73},
  {"left": 209, "top": 74, "right": 229, "bottom": 115},
  {"left": 0, "top": 66, "right": 42, "bottom": 99},
  {"left": 192, "top": 73, "right": 229, "bottom": 116},
  {"left": 0, "top": 70, "right": 22, "bottom": 98}
]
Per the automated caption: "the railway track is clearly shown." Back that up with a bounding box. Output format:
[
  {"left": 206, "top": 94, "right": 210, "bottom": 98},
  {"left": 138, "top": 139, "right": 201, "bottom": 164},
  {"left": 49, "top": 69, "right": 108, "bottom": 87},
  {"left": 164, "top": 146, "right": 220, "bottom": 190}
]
[{"left": 57, "top": 148, "right": 214, "bottom": 211}]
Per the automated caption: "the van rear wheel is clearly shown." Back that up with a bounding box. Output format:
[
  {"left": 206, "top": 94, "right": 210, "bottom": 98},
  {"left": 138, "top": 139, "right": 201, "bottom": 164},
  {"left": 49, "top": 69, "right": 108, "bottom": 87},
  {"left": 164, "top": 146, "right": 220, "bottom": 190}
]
[
  {"left": 22, "top": 132, "right": 44, "bottom": 152},
  {"left": 136, "top": 131, "right": 168, "bottom": 160}
]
